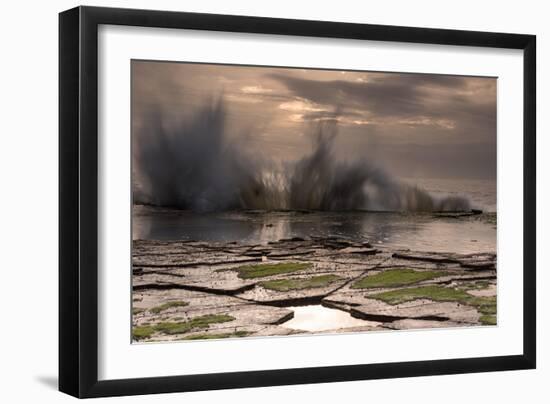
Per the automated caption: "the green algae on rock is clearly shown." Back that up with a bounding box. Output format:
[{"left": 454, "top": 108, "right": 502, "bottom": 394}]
[
  {"left": 132, "top": 325, "right": 156, "bottom": 340},
  {"left": 260, "top": 275, "right": 342, "bottom": 291},
  {"left": 479, "top": 314, "right": 497, "bottom": 325},
  {"left": 223, "top": 262, "right": 313, "bottom": 279},
  {"left": 180, "top": 330, "right": 251, "bottom": 340},
  {"left": 155, "top": 314, "right": 235, "bottom": 335},
  {"left": 370, "top": 285, "right": 496, "bottom": 319},
  {"left": 149, "top": 300, "right": 189, "bottom": 314},
  {"left": 133, "top": 314, "right": 235, "bottom": 341},
  {"left": 351, "top": 268, "right": 444, "bottom": 289}
]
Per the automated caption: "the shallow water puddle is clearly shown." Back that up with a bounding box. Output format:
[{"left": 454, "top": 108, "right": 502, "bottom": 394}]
[{"left": 282, "top": 305, "right": 378, "bottom": 332}]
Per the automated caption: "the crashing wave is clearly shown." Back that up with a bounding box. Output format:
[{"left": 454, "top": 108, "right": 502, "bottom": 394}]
[{"left": 133, "top": 98, "right": 470, "bottom": 213}]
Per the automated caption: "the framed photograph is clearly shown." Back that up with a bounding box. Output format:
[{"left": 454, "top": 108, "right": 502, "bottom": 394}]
[{"left": 59, "top": 6, "right": 536, "bottom": 398}]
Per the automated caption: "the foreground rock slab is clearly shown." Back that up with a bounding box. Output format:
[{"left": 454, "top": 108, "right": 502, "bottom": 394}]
[
  {"left": 132, "top": 288, "right": 297, "bottom": 342},
  {"left": 133, "top": 238, "right": 497, "bottom": 342}
]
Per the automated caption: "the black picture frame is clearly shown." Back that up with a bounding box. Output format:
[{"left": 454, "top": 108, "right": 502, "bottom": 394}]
[{"left": 59, "top": 5, "right": 536, "bottom": 398}]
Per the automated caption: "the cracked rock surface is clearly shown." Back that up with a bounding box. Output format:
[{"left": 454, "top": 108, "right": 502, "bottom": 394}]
[{"left": 132, "top": 237, "right": 497, "bottom": 342}]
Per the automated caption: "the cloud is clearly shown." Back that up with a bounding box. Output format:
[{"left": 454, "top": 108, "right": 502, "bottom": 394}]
[
  {"left": 132, "top": 60, "right": 496, "bottom": 180},
  {"left": 240, "top": 85, "right": 274, "bottom": 95},
  {"left": 269, "top": 72, "right": 496, "bottom": 139}
]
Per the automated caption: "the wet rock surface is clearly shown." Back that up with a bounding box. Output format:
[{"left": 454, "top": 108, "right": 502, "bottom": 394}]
[{"left": 133, "top": 238, "right": 497, "bottom": 342}]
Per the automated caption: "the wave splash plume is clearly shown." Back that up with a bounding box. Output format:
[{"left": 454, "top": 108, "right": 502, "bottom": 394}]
[{"left": 133, "top": 98, "right": 470, "bottom": 213}]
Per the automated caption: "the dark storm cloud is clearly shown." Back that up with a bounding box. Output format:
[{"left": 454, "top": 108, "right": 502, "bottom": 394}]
[
  {"left": 269, "top": 72, "right": 496, "bottom": 143},
  {"left": 300, "top": 110, "right": 361, "bottom": 121},
  {"left": 270, "top": 73, "right": 421, "bottom": 116}
]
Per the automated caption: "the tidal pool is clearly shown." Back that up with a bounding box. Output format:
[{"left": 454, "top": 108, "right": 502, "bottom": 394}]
[{"left": 282, "top": 305, "right": 380, "bottom": 332}]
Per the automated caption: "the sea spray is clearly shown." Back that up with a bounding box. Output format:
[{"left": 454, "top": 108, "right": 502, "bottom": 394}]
[{"left": 133, "top": 98, "right": 470, "bottom": 212}]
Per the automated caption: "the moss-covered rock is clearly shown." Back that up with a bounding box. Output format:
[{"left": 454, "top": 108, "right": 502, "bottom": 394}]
[
  {"left": 132, "top": 325, "right": 155, "bottom": 340},
  {"left": 132, "top": 314, "right": 235, "bottom": 341},
  {"left": 479, "top": 314, "right": 497, "bottom": 325},
  {"left": 370, "top": 284, "right": 496, "bottom": 323},
  {"left": 180, "top": 330, "right": 251, "bottom": 340},
  {"left": 224, "top": 262, "right": 313, "bottom": 279},
  {"left": 155, "top": 314, "right": 235, "bottom": 335},
  {"left": 260, "top": 275, "right": 342, "bottom": 291},
  {"left": 149, "top": 300, "right": 189, "bottom": 314},
  {"left": 351, "top": 268, "right": 443, "bottom": 289}
]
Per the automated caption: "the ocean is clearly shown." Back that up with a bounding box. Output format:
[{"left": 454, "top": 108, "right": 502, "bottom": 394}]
[
  {"left": 133, "top": 177, "right": 496, "bottom": 254},
  {"left": 401, "top": 177, "right": 496, "bottom": 213}
]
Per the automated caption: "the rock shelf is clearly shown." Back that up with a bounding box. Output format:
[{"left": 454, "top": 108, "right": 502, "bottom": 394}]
[{"left": 132, "top": 238, "right": 497, "bottom": 342}]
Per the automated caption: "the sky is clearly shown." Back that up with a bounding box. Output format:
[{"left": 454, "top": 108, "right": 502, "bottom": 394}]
[{"left": 132, "top": 60, "right": 497, "bottom": 181}]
